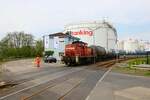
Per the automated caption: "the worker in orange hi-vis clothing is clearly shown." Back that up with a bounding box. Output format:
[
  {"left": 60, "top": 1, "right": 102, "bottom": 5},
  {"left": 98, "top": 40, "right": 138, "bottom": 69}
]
[{"left": 35, "top": 56, "right": 41, "bottom": 68}]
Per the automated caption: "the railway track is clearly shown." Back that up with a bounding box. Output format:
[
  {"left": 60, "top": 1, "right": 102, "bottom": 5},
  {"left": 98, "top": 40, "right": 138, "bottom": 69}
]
[
  {"left": 0, "top": 57, "right": 136, "bottom": 100},
  {"left": 96, "top": 56, "right": 137, "bottom": 67},
  {"left": 0, "top": 67, "right": 105, "bottom": 100},
  {"left": 21, "top": 78, "right": 82, "bottom": 100},
  {"left": 19, "top": 68, "right": 87, "bottom": 100},
  {"left": 0, "top": 67, "right": 70, "bottom": 93},
  {"left": 0, "top": 67, "right": 88, "bottom": 100},
  {"left": 19, "top": 58, "right": 134, "bottom": 100}
]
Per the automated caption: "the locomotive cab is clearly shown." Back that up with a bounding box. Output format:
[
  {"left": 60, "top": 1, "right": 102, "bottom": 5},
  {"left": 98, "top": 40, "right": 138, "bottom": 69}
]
[{"left": 62, "top": 41, "right": 92, "bottom": 66}]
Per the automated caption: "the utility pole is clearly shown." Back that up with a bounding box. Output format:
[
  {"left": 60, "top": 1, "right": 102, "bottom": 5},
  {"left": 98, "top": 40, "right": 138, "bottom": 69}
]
[
  {"left": 147, "top": 51, "right": 149, "bottom": 64},
  {"left": 93, "top": 31, "right": 96, "bottom": 64},
  {"left": 87, "top": 20, "right": 111, "bottom": 64},
  {"left": 87, "top": 26, "right": 101, "bottom": 64},
  {"left": 103, "top": 20, "right": 109, "bottom": 51},
  {"left": 106, "top": 27, "right": 109, "bottom": 50}
]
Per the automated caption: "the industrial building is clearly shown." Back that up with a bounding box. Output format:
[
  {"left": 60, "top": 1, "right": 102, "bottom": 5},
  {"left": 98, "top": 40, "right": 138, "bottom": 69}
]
[
  {"left": 43, "top": 32, "right": 79, "bottom": 60},
  {"left": 145, "top": 42, "right": 150, "bottom": 51},
  {"left": 124, "top": 39, "right": 139, "bottom": 53},
  {"left": 117, "top": 40, "right": 124, "bottom": 51},
  {"left": 117, "top": 38, "right": 150, "bottom": 53},
  {"left": 64, "top": 20, "right": 118, "bottom": 53}
]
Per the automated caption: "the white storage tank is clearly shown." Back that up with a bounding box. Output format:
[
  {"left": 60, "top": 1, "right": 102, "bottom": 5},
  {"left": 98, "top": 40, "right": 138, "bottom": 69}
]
[{"left": 64, "top": 20, "right": 117, "bottom": 52}]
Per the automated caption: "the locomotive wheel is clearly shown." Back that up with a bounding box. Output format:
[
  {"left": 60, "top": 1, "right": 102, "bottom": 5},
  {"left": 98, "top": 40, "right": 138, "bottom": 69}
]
[{"left": 65, "top": 62, "right": 70, "bottom": 66}]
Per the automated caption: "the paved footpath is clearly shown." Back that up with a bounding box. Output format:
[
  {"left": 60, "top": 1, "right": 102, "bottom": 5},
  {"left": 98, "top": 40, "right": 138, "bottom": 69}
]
[{"left": 86, "top": 71, "right": 150, "bottom": 100}]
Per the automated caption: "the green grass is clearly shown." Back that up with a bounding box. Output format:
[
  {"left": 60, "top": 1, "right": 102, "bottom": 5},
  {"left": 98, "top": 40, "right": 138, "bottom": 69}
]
[
  {"left": 126, "top": 57, "right": 150, "bottom": 67},
  {"left": 144, "top": 72, "right": 150, "bottom": 76},
  {"left": 112, "top": 66, "right": 150, "bottom": 77},
  {"left": 112, "top": 57, "right": 150, "bottom": 77},
  {"left": 128, "top": 58, "right": 145, "bottom": 65}
]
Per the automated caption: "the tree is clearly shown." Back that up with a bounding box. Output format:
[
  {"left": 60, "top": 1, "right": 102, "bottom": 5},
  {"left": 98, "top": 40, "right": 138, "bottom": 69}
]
[
  {"left": 0, "top": 31, "right": 35, "bottom": 59},
  {"left": 35, "top": 40, "right": 44, "bottom": 57},
  {"left": 1, "top": 31, "right": 34, "bottom": 48}
]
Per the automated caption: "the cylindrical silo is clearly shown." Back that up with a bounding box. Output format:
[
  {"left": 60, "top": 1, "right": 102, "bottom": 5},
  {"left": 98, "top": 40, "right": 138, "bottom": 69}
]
[{"left": 64, "top": 20, "right": 117, "bottom": 52}]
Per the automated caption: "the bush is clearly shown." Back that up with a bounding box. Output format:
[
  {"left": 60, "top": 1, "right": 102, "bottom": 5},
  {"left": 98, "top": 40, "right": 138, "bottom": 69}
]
[
  {"left": 0, "top": 46, "right": 42, "bottom": 60},
  {"left": 44, "top": 51, "right": 54, "bottom": 56}
]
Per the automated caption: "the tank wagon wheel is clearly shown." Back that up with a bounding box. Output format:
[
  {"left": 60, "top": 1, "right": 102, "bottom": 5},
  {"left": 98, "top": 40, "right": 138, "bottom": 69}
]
[{"left": 64, "top": 61, "right": 70, "bottom": 66}]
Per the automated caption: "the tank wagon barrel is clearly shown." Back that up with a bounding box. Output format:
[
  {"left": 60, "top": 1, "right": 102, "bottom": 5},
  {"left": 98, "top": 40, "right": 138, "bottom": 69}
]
[{"left": 90, "top": 45, "right": 106, "bottom": 56}]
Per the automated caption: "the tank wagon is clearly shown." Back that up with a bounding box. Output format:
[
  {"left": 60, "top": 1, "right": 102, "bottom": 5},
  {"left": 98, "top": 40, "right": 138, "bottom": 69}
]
[{"left": 62, "top": 41, "right": 116, "bottom": 66}]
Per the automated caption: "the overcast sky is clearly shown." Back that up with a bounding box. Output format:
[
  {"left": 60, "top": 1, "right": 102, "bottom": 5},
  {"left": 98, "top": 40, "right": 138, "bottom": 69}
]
[{"left": 0, "top": 0, "right": 150, "bottom": 41}]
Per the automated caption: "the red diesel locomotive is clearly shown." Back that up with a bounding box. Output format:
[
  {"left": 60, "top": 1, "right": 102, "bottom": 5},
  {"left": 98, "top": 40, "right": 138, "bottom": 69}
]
[{"left": 62, "top": 41, "right": 116, "bottom": 66}]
